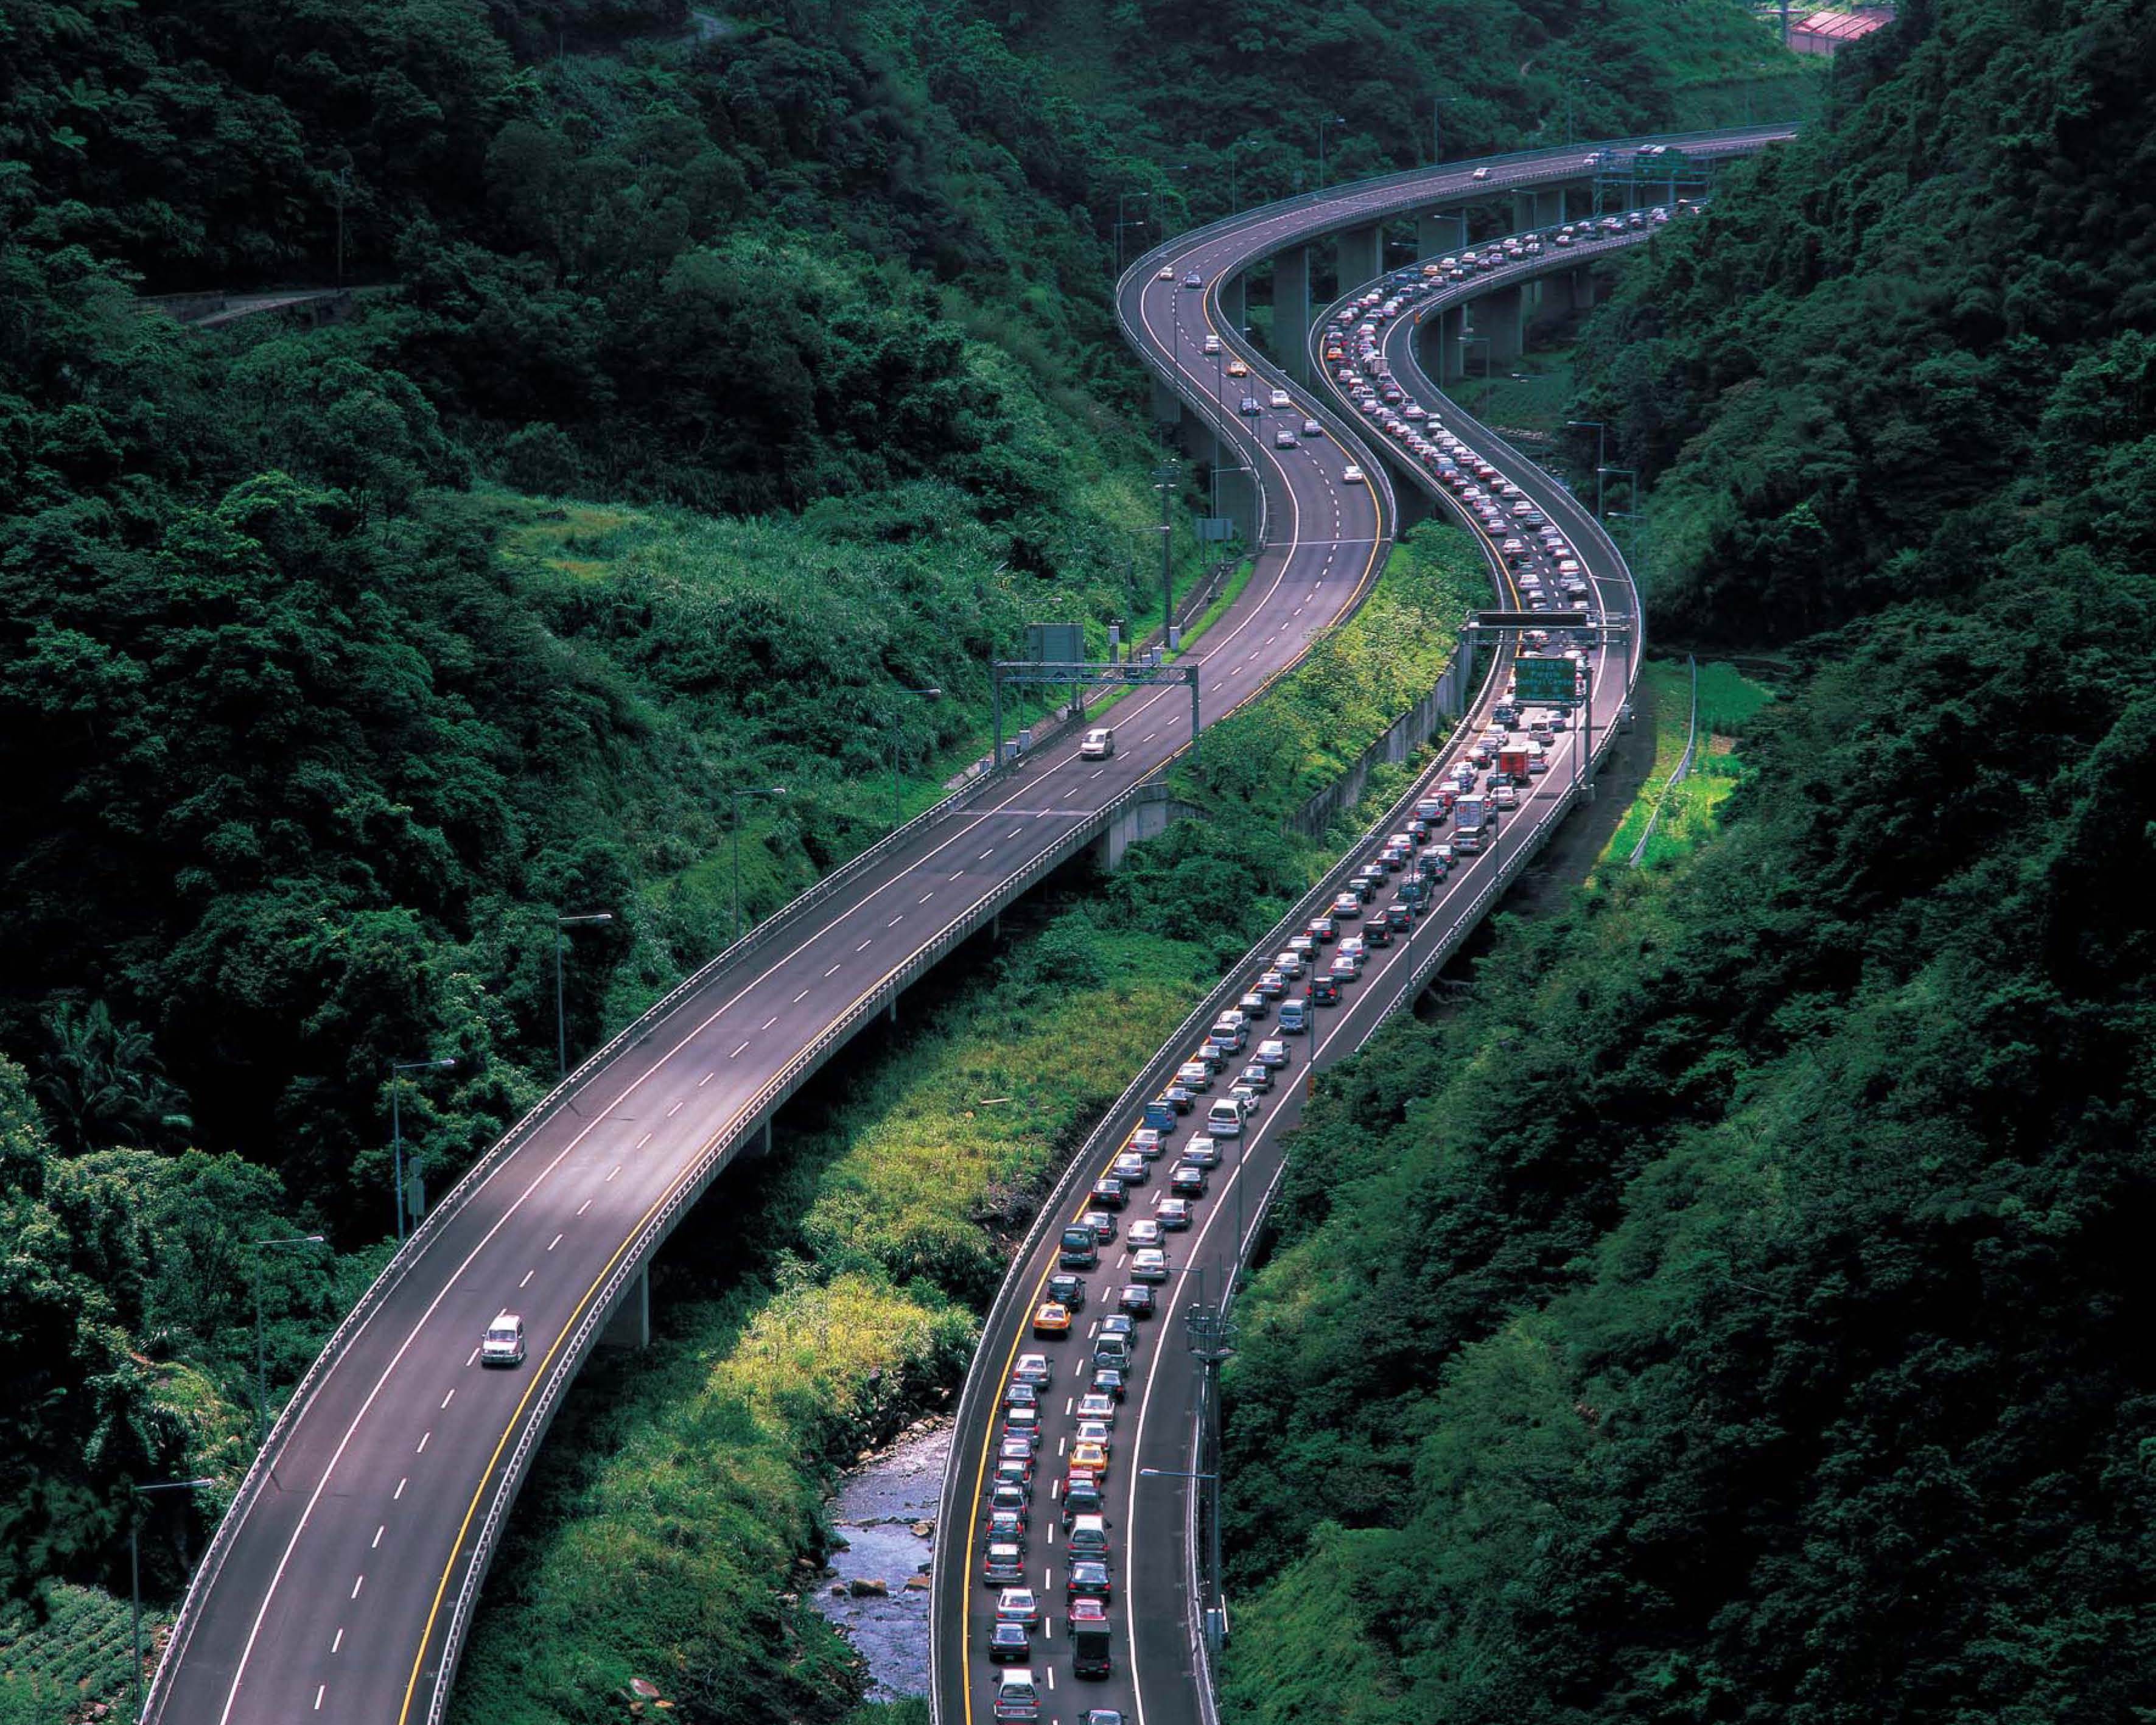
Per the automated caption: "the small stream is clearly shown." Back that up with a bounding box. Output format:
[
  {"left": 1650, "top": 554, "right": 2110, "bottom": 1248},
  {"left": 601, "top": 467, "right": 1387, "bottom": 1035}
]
[{"left": 810, "top": 1419, "right": 951, "bottom": 1700}]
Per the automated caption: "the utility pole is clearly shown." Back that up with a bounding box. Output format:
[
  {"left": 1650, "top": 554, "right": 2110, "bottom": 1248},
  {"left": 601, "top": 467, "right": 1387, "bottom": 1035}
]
[
  {"left": 332, "top": 166, "right": 350, "bottom": 292},
  {"left": 131, "top": 1479, "right": 217, "bottom": 1722},
  {"left": 727, "top": 786, "right": 787, "bottom": 944},
  {"left": 553, "top": 913, "right": 614, "bottom": 1079},
  {"left": 1433, "top": 95, "right": 1460, "bottom": 166},
  {"left": 886, "top": 688, "right": 943, "bottom": 832},
  {"left": 1567, "top": 419, "right": 1608, "bottom": 517},
  {"left": 390, "top": 1056, "right": 457, "bottom": 1242},
  {"left": 1317, "top": 114, "right": 1345, "bottom": 188},
  {"left": 1154, "top": 464, "right": 1179, "bottom": 647}
]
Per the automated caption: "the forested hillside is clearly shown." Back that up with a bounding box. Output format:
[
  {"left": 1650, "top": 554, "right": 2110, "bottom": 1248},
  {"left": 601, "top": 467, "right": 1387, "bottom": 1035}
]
[
  {"left": 1, "top": 0, "right": 1797, "bottom": 1700},
  {"left": 1217, "top": 0, "right": 2156, "bottom": 1719}
]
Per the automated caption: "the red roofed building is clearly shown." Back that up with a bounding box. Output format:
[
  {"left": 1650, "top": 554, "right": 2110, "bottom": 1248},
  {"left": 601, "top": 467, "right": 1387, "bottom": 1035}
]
[{"left": 1791, "top": 7, "right": 1893, "bottom": 54}]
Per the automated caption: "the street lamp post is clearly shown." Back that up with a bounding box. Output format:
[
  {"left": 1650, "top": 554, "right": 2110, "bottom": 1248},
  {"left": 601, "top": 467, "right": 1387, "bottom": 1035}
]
[
  {"left": 1432, "top": 94, "right": 1461, "bottom": 166},
  {"left": 248, "top": 1235, "right": 326, "bottom": 1453},
  {"left": 553, "top": 912, "right": 614, "bottom": 1079},
  {"left": 726, "top": 786, "right": 787, "bottom": 945},
  {"left": 1141, "top": 1294, "right": 1237, "bottom": 1653},
  {"left": 1598, "top": 466, "right": 1639, "bottom": 521},
  {"left": 1458, "top": 332, "right": 1493, "bottom": 415},
  {"left": 1115, "top": 191, "right": 1149, "bottom": 276},
  {"left": 131, "top": 1478, "right": 217, "bottom": 1722},
  {"left": 1566, "top": 419, "right": 1608, "bottom": 516},
  {"left": 1227, "top": 135, "right": 1256, "bottom": 213},
  {"left": 1154, "top": 464, "right": 1180, "bottom": 646},
  {"left": 1316, "top": 114, "right": 1346, "bottom": 188},
  {"left": 389, "top": 1056, "right": 457, "bottom": 1242},
  {"left": 887, "top": 688, "right": 943, "bottom": 833}
]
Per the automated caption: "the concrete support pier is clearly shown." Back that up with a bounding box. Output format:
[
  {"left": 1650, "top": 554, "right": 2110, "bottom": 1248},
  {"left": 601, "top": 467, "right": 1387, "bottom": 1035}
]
[
  {"left": 1337, "top": 224, "right": 1381, "bottom": 292},
  {"left": 1272, "top": 246, "right": 1311, "bottom": 382},
  {"left": 1416, "top": 208, "right": 1466, "bottom": 260}
]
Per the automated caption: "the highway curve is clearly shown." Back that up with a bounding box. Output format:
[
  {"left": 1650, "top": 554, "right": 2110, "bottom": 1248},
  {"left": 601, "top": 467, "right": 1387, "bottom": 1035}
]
[
  {"left": 149, "top": 133, "right": 1782, "bottom": 1725},
  {"left": 148, "top": 147, "right": 1421, "bottom": 1725},
  {"left": 932, "top": 139, "right": 1789, "bottom": 1725}
]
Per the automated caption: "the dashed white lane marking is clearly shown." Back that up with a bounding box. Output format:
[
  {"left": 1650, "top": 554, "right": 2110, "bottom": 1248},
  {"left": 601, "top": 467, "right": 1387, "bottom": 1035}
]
[
  {"left": 635, "top": 1132, "right": 652, "bottom": 1149},
  {"left": 393, "top": 1478, "right": 406, "bottom": 1501},
  {"left": 416, "top": 1432, "right": 429, "bottom": 1454},
  {"left": 440, "top": 1390, "right": 455, "bottom": 1410},
  {"left": 730, "top": 1041, "right": 749, "bottom": 1058},
  {"left": 519, "top": 1269, "right": 534, "bottom": 1287},
  {"left": 1141, "top": 732, "right": 1157, "bottom": 742},
  {"left": 919, "top": 890, "right": 935, "bottom": 903},
  {"left": 824, "top": 963, "right": 841, "bottom": 978},
  {"left": 372, "top": 1525, "right": 384, "bottom": 1549},
  {"left": 792, "top": 989, "right": 809, "bottom": 1003},
  {"left": 604, "top": 1166, "right": 620, "bottom": 1183},
  {"left": 314, "top": 1685, "right": 325, "bottom": 1711},
  {"left": 465, "top": 1348, "right": 478, "bottom": 1367},
  {"left": 576, "top": 1198, "right": 592, "bottom": 1216},
  {"left": 1048, "top": 1520, "right": 1057, "bottom": 1546},
  {"left": 698, "top": 1071, "right": 715, "bottom": 1086},
  {"left": 887, "top": 914, "right": 903, "bottom": 928},
  {"left": 1089, "top": 768, "right": 1107, "bottom": 779},
  {"left": 547, "top": 1233, "right": 562, "bottom": 1251},
  {"left": 331, "top": 1628, "right": 343, "bottom": 1653},
  {"left": 761, "top": 1015, "right": 777, "bottom": 1030},
  {"left": 978, "top": 849, "right": 995, "bottom": 861},
  {"left": 349, "top": 1575, "right": 363, "bottom": 1600},
  {"left": 667, "top": 1099, "right": 684, "bottom": 1116}
]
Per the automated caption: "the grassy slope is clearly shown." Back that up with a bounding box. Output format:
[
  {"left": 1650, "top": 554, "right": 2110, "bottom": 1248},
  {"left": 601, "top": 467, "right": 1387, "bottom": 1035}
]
[{"left": 448, "top": 522, "right": 1488, "bottom": 1721}]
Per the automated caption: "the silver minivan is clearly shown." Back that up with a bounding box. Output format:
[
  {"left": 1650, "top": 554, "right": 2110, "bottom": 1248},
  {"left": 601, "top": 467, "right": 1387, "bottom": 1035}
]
[
  {"left": 1067, "top": 1513, "right": 1110, "bottom": 1558},
  {"left": 993, "top": 1669, "right": 1042, "bottom": 1720},
  {"left": 1206, "top": 1098, "right": 1245, "bottom": 1139}
]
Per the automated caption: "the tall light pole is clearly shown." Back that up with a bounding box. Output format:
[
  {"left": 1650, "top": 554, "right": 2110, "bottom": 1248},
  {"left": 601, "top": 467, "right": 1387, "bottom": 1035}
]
[
  {"left": 726, "top": 786, "right": 786, "bottom": 945},
  {"left": 1316, "top": 114, "right": 1346, "bottom": 189},
  {"left": 1154, "top": 464, "right": 1180, "bottom": 646},
  {"left": 1115, "top": 191, "right": 1149, "bottom": 275},
  {"left": 1599, "top": 466, "right": 1638, "bottom": 521},
  {"left": 1458, "top": 331, "right": 1493, "bottom": 416},
  {"left": 248, "top": 1234, "right": 326, "bottom": 1453},
  {"left": 1566, "top": 419, "right": 1608, "bottom": 516},
  {"left": 390, "top": 1056, "right": 457, "bottom": 1242},
  {"left": 132, "top": 1478, "right": 217, "bottom": 1721},
  {"left": 887, "top": 688, "right": 942, "bottom": 833},
  {"left": 1227, "top": 135, "right": 1256, "bottom": 213},
  {"left": 1432, "top": 94, "right": 1461, "bottom": 166},
  {"left": 553, "top": 912, "right": 614, "bottom": 1079},
  {"left": 1145, "top": 1293, "right": 1236, "bottom": 1652}
]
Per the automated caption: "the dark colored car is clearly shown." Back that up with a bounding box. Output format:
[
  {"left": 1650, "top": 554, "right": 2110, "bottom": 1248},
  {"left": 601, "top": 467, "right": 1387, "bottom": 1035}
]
[
  {"left": 1363, "top": 918, "right": 1391, "bottom": 946},
  {"left": 1119, "top": 1285, "right": 1155, "bottom": 1318},
  {"left": 1386, "top": 904, "right": 1414, "bottom": 932},
  {"left": 1066, "top": 1560, "right": 1114, "bottom": 1604},
  {"left": 1047, "top": 1271, "right": 1087, "bottom": 1309},
  {"left": 1171, "top": 1164, "right": 1207, "bottom": 1197},
  {"left": 1091, "top": 1365, "right": 1127, "bottom": 1401},
  {"left": 1309, "top": 975, "right": 1341, "bottom": 1006},
  {"left": 1063, "top": 1478, "right": 1106, "bottom": 1520},
  {"left": 1090, "top": 1177, "right": 1127, "bottom": 1210},
  {"left": 989, "top": 1622, "right": 1032, "bottom": 1664}
]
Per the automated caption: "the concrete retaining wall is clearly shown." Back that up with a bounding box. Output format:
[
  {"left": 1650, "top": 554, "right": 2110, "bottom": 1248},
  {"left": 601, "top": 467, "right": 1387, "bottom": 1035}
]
[{"left": 1287, "top": 634, "right": 1475, "bottom": 838}]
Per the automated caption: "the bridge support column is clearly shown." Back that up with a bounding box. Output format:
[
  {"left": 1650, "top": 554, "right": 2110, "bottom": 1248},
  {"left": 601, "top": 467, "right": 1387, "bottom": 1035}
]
[
  {"left": 1539, "top": 269, "right": 1577, "bottom": 318},
  {"left": 1513, "top": 187, "right": 1566, "bottom": 233},
  {"left": 1272, "top": 246, "right": 1311, "bottom": 382},
  {"left": 1426, "top": 305, "right": 1465, "bottom": 385},
  {"left": 1570, "top": 267, "right": 1595, "bottom": 311},
  {"left": 1416, "top": 208, "right": 1465, "bottom": 261},
  {"left": 1336, "top": 225, "right": 1381, "bottom": 292},
  {"left": 1473, "top": 285, "right": 1524, "bottom": 362},
  {"left": 1152, "top": 378, "right": 1183, "bottom": 425},
  {"left": 1219, "top": 272, "right": 1245, "bottom": 334},
  {"left": 602, "top": 1265, "right": 651, "bottom": 1350}
]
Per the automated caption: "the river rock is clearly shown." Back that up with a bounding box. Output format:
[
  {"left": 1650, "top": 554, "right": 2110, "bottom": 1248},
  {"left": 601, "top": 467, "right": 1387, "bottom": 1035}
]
[
  {"left": 909, "top": 1519, "right": 933, "bottom": 1538},
  {"left": 629, "top": 1678, "right": 662, "bottom": 1699},
  {"left": 830, "top": 1583, "right": 847, "bottom": 1596},
  {"left": 849, "top": 1576, "right": 888, "bottom": 1598},
  {"left": 904, "top": 1573, "right": 931, "bottom": 1590}
]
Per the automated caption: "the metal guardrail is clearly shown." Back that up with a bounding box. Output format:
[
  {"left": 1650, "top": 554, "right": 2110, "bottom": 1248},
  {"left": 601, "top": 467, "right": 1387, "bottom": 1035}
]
[
  {"left": 145, "top": 691, "right": 1074, "bottom": 1720},
  {"left": 1629, "top": 653, "right": 1699, "bottom": 865}
]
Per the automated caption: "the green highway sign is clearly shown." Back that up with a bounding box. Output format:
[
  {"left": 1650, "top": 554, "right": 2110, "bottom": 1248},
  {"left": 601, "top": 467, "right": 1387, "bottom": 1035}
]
[{"left": 1511, "top": 656, "right": 1580, "bottom": 705}]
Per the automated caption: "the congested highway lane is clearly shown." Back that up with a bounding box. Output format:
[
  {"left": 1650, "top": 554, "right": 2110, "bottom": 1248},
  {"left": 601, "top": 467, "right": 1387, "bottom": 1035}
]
[
  {"left": 940, "top": 308, "right": 1646, "bottom": 1725},
  {"left": 147, "top": 140, "right": 1399, "bottom": 1725}
]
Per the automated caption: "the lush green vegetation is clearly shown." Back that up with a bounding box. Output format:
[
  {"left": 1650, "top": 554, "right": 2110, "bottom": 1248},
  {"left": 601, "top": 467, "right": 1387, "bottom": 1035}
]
[
  {"left": 1218, "top": 1, "right": 2156, "bottom": 1718},
  {"left": 0, "top": 0, "right": 1811, "bottom": 1701},
  {"left": 1597, "top": 657, "right": 1774, "bottom": 868},
  {"left": 451, "top": 522, "right": 1488, "bottom": 1721}
]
